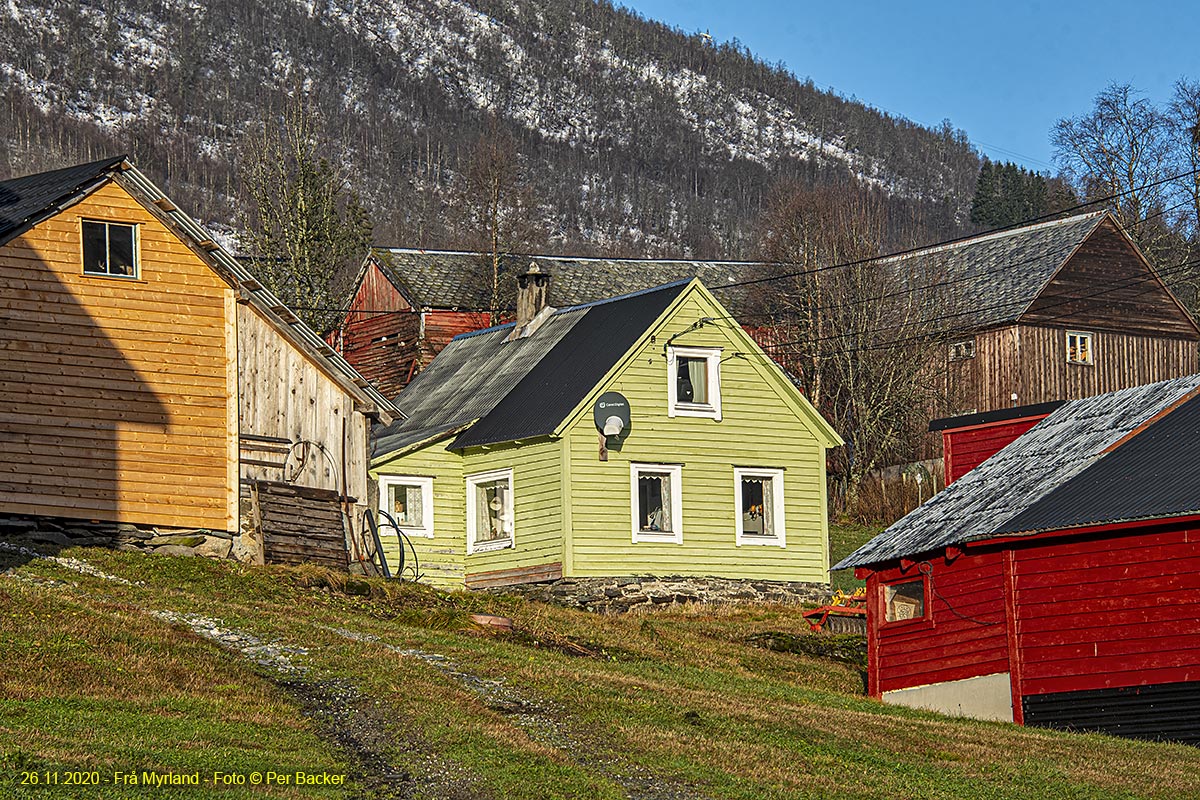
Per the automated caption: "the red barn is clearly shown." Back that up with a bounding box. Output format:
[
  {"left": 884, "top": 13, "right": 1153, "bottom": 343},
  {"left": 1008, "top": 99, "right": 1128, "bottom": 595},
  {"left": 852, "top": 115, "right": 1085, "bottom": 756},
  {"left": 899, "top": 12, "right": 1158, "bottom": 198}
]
[
  {"left": 836, "top": 376, "right": 1200, "bottom": 744},
  {"left": 930, "top": 401, "right": 1062, "bottom": 485}
]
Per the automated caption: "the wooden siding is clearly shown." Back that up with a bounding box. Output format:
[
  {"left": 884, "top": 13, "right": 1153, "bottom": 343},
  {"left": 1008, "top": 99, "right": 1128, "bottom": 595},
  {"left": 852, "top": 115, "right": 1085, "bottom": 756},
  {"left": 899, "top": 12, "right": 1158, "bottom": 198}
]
[
  {"left": 564, "top": 290, "right": 830, "bottom": 582},
  {"left": 0, "top": 180, "right": 235, "bottom": 530},
  {"left": 460, "top": 439, "right": 564, "bottom": 581},
  {"left": 869, "top": 552, "right": 1010, "bottom": 696},
  {"left": 1023, "top": 219, "right": 1200, "bottom": 339},
  {"left": 256, "top": 481, "right": 348, "bottom": 569},
  {"left": 1012, "top": 526, "right": 1200, "bottom": 697},
  {"left": 238, "top": 304, "right": 369, "bottom": 502},
  {"left": 948, "top": 324, "right": 1198, "bottom": 414},
  {"left": 372, "top": 441, "right": 465, "bottom": 588},
  {"left": 943, "top": 416, "right": 1045, "bottom": 484}
]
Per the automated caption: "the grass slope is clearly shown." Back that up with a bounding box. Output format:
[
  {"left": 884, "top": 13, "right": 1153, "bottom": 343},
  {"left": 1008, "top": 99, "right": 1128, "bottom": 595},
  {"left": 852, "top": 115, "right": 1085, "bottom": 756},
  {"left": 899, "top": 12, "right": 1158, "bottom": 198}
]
[{"left": 3, "top": 548, "right": 1198, "bottom": 799}]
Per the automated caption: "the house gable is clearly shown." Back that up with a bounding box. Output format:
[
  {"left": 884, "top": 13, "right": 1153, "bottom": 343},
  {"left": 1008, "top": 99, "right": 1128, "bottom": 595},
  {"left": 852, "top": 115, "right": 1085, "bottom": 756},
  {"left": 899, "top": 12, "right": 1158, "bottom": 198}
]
[
  {"left": 0, "top": 177, "right": 236, "bottom": 530},
  {"left": 1019, "top": 216, "right": 1200, "bottom": 339}
]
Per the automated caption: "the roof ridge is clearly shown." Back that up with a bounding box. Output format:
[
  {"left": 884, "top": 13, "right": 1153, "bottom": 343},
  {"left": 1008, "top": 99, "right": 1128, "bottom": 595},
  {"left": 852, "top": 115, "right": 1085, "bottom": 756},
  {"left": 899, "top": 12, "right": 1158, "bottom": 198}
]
[
  {"left": 374, "top": 246, "right": 770, "bottom": 267},
  {"left": 878, "top": 210, "right": 1108, "bottom": 264}
]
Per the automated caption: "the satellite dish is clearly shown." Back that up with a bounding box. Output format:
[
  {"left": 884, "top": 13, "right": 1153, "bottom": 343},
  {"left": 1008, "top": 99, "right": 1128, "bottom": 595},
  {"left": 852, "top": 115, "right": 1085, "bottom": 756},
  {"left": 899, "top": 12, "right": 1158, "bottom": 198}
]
[{"left": 593, "top": 391, "right": 631, "bottom": 440}]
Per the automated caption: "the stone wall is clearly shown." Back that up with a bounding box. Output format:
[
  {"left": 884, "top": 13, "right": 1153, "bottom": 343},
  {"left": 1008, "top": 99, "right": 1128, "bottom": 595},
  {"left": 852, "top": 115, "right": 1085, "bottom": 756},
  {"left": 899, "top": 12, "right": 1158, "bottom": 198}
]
[
  {"left": 489, "top": 575, "right": 831, "bottom": 613},
  {"left": 0, "top": 513, "right": 259, "bottom": 562}
]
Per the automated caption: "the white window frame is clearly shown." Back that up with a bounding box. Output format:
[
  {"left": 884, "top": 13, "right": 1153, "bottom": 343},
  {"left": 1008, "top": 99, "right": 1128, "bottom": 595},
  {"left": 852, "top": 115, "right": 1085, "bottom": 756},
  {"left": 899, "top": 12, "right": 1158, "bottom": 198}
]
[
  {"left": 81, "top": 219, "right": 140, "bottom": 279},
  {"left": 667, "top": 345, "right": 722, "bottom": 420},
  {"left": 630, "top": 463, "right": 683, "bottom": 544},
  {"left": 377, "top": 475, "right": 434, "bottom": 539},
  {"left": 734, "top": 467, "right": 787, "bottom": 547},
  {"left": 1066, "top": 330, "right": 1094, "bottom": 365},
  {"left": 466, "top": 468, "right": 514, "bottom": 554}
]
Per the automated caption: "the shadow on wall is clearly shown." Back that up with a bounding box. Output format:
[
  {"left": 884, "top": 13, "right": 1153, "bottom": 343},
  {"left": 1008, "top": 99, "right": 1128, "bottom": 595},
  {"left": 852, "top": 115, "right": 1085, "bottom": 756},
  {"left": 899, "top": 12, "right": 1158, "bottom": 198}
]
[{"left": 0, "top": 235, "right": 170, "bottom": 568}]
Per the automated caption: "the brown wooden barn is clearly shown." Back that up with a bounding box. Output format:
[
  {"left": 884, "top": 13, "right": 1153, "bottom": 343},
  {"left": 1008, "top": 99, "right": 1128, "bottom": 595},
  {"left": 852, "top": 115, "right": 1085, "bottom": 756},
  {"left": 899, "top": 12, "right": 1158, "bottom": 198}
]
[
  {"left": 887, "top": 210, "right": 1200, "bottom": 415},
  {"left": 836, "top": 375, "right": 1200, "bottom": 744},
  {"left": 0, "top": 157, "right": 396, "bottom": 569}
]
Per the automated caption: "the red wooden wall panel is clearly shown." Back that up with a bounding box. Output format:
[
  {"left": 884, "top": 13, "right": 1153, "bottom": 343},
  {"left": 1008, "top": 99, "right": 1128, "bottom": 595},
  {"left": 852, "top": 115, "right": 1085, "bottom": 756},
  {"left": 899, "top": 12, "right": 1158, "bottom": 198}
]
[
  {"left": 944, "top": 416, "right": 1046, "bottom": 484},
  {"left": 1013, "top": 526, "right": 1200, "bottom": 697},
  {"left": 871, "top": 550, "right": 1010, "bottom": 694}
]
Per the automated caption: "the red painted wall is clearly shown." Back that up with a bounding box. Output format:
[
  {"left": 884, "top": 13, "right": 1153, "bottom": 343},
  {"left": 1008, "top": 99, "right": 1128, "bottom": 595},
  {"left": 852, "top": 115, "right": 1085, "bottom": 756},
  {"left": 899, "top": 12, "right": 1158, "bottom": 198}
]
[
  {"left": 1013, "top": 526, "right": 1200, "bottom": 697},
  {"left": 943, "top": 416, "right": 1046, "bottom": 484},
  {"left": 865, "top": 522, "right": 1200, "bottom": 717},
  {"left": 868, "top": 550, "right": 1009, "bottom": 697}
]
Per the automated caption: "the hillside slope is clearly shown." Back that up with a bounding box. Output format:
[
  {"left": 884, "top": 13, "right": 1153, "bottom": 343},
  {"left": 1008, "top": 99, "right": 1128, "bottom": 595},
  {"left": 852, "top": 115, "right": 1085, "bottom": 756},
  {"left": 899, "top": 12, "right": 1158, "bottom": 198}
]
[
  {"left": 0, "top": 0, "right": 980, "bottom": 256},
  {"left": 3, "top": 545, "right": 1199, "bottom": 799}
]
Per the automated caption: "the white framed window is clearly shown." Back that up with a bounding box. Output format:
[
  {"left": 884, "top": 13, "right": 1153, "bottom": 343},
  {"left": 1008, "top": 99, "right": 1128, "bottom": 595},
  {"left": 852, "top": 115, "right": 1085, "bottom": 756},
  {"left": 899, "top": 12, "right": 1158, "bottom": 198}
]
[
  {"left": 667, "top": 346, "right": 722, "bottom": 420},
  {"left": 466, "top": 469, "right": 514, "bottom": 554},
  {"left": 734, "top": 467, "right": 786, "bottom": 547},
  {"left": 948, "top": 339, "right": 976, "bottom": 361},
  {"left": 82, "top": 220, "right": 138, "bottom": 278},
  {"left": 377, "top": 475, "right": 434, "bottom": 538},
  {"left": 1066, "top": 331, "right": 1094, "bottom": 365},
  {"left": 630, "top": 463, "right": 683, "bottom": 544}
]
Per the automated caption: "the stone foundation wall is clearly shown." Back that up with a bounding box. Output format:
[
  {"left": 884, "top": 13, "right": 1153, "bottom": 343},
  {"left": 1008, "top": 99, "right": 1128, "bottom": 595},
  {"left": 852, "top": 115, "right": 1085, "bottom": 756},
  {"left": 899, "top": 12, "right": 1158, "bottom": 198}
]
[
  {"left": 489, "top": 575, "right": 831, "bottom": 613},
  {"left": 0, "top": 513, "right": 258, "bottom": 562}
]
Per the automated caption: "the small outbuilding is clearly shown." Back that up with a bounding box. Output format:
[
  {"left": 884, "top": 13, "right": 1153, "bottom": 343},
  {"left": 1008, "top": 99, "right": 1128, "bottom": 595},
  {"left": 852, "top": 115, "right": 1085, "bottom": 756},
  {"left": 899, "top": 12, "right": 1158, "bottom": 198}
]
[
  {"left": 371, "top": 271, "right": 843, "bottom": 597},
  {"left": 836, "top": 375, "right": 1200, "bottom": 744}
]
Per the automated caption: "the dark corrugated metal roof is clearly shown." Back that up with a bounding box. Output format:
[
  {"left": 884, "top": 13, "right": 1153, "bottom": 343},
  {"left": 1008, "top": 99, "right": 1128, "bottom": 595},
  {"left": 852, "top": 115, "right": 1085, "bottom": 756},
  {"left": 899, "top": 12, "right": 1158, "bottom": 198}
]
[
  {"left": 372, "top": 280, "right": 689, "bottom": 459},
  {"left": 928, "top": 400, "right": 1065, "bottom": 432},
  {"left": 1000, "top": 390, "right": 1200, "bottom": 533},
  {"left": 834, "top": 375, "right": 1200, "bottom": 570},
  {"left": 0, "top": 156, "right": 126, "bottom": 245}
]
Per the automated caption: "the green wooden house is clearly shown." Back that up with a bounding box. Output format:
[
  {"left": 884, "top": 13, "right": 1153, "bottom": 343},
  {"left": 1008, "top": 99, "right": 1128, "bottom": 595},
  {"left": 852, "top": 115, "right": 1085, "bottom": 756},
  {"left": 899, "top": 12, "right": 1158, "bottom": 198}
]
[{"left": 370, "top": 272, "right": 842, "bottom": 590}]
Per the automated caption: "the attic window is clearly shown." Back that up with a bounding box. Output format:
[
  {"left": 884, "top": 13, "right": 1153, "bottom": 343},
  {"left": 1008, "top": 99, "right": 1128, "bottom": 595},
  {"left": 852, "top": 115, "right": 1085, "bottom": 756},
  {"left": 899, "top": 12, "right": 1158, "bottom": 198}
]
[
  {"left": 82, "top": 220, "right": 138, "bottom": 278},
  {"left": 948, "top": 339, "right": 976, "bottom": 361},
  {"left": 1067, "top": 331, "right": 1093, "bottom": 365},
  {"left": 667, "top": 346, "right": 722, "bottom": 420},
  {"left": 884, "top": 580, "right": 926, "bottom": 623}
]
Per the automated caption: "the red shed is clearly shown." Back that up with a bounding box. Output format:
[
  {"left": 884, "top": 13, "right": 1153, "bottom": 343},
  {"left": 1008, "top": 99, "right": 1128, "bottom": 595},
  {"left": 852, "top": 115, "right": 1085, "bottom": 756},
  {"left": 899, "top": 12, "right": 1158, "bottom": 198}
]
[
  {"left": 836, "top": 376, "right": 1200, "bottom": 744},
  {"left": 930, "top": 401, "right": 1063, "bottom": 485}
]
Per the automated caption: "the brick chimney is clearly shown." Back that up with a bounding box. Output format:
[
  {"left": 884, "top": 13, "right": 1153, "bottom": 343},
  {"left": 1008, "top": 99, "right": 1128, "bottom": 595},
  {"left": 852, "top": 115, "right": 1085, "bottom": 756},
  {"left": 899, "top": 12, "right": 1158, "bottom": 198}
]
[{"left": 513, "top": 262, "right": 551, "bottom": 332}]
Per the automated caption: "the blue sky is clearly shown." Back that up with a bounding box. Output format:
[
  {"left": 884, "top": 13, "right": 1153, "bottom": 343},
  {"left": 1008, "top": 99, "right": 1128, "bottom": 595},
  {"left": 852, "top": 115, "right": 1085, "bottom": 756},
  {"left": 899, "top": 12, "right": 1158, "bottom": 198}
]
[{"left": 622, "top": 0, "right": 1198, "bottom": 173}]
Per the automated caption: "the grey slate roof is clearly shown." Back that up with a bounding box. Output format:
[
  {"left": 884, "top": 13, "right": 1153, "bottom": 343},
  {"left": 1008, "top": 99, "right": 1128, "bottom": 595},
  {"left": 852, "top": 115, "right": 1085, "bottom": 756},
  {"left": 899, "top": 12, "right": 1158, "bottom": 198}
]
[
  {"left": 834, "top": 374, "right": 1200, "bottom": 570},
  {"left": 370, "top": 248, "right": 763, "bottom": 316},
  {"left": 371, "top": 280, "right": 690, "bottom": 460},
  {"left": 0, "top": 156, "right": 126, "bottom": 245},
  {"left": 882, "top": 210, "right": 1107, "bottom": 331},
  {"left": 371, "top": 211, "right": 1108, "bottom": 331}
]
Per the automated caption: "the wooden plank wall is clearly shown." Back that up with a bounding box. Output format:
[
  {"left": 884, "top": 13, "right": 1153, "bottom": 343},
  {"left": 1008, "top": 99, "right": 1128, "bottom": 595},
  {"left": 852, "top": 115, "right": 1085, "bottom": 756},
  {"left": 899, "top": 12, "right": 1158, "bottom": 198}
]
[
  {"left": 952, "top": 325, "right": 1198, "bottom": 414},
  {"left": 256, "top": 481, "right": 348, "bottom": 569},
  {"left": 238, "top": 304, "right": 368, "bottom": 502},
  {"left": 0, "top": 180, "right": 235, "bottom": 531}
]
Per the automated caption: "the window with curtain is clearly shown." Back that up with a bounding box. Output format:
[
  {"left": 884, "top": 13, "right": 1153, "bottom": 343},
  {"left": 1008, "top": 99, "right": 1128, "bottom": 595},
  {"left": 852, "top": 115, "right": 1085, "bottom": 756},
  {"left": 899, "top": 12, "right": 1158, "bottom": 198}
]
[
  {"left": 667, "top": 346, "right": 722, "bottom": 419},
  {"left": 734, "top": 467, "right": 786, "bottom": 546},
  {"left": 467, "top": 470, "right": 514, "bottom": 552},
  {"left": 378, "top": 476, "right": 434, "bottom": 538},
  {"left": 631, "top": 464, "right": 683, "bottom": 543}
]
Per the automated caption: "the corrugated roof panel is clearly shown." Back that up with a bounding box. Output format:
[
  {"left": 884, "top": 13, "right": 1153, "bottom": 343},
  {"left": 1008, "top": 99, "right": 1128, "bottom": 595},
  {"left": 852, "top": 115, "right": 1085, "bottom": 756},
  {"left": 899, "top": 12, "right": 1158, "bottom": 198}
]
[
  {"left": 835, "top": 374, "right": 1200, "bottom": 570},
  {"left": 0, "top": 156, "right": 126, "bottom": 244}
]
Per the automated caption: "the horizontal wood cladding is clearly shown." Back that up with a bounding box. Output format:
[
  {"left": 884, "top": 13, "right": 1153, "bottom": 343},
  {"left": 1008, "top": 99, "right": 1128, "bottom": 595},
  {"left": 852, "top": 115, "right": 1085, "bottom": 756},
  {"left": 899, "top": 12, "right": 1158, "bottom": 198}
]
[
  {"left": 952, "top": 325, "right": 1198, "bottom": 413},
  {"left": 1022, "top": 219, "right": 1200, "bottom": 339},
  {"left": 465, "top": 561, "right": 563, "bottom": 589},
  {"left": 1023, "top": 680, "right": 1200, "bottom": 745},
  {"left": 873, "top": 551, "right": 1010, "bottom": 695},
  {"left": 0, "top": 180, "right": 234, "bottom": 531},
  {"left": 1013, "top": 526, "right": 1200, "bottom": 697},
  {"left": 238, "top": 305, "right": 369, "bottom": 501},
  {"left": 256, "top": 481, "right": 348, "bottom": 570},
  {"left": 336, "top": 311, "right": 422, "bottom": 399}
]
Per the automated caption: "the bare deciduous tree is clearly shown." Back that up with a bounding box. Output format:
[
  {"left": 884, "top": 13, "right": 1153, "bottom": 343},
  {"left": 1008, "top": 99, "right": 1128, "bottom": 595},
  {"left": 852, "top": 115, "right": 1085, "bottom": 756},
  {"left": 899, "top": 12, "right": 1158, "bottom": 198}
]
[
  {"left": 238, "top": 93, "right": 372, "bottom": 333},
  {"left": 451, "top": 120, "right": 542, "bottom": 316}
]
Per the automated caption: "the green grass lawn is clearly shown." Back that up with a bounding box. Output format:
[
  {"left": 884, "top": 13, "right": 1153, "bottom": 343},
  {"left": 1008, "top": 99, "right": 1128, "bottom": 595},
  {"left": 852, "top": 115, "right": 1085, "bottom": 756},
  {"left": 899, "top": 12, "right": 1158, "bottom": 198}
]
[
  {"left": 827, "top": 521, "right": 884, "bottom": 593},
  {"left": 3, "top": 547, "right": 1199, "bottom": 799}
]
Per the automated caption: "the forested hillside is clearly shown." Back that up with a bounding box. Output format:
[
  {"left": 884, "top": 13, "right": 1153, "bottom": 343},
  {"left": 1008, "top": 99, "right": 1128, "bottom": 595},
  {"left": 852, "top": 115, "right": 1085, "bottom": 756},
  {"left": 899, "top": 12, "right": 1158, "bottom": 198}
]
[{"left": 0, "top": 0, "right": 983, "bottom": 256}]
